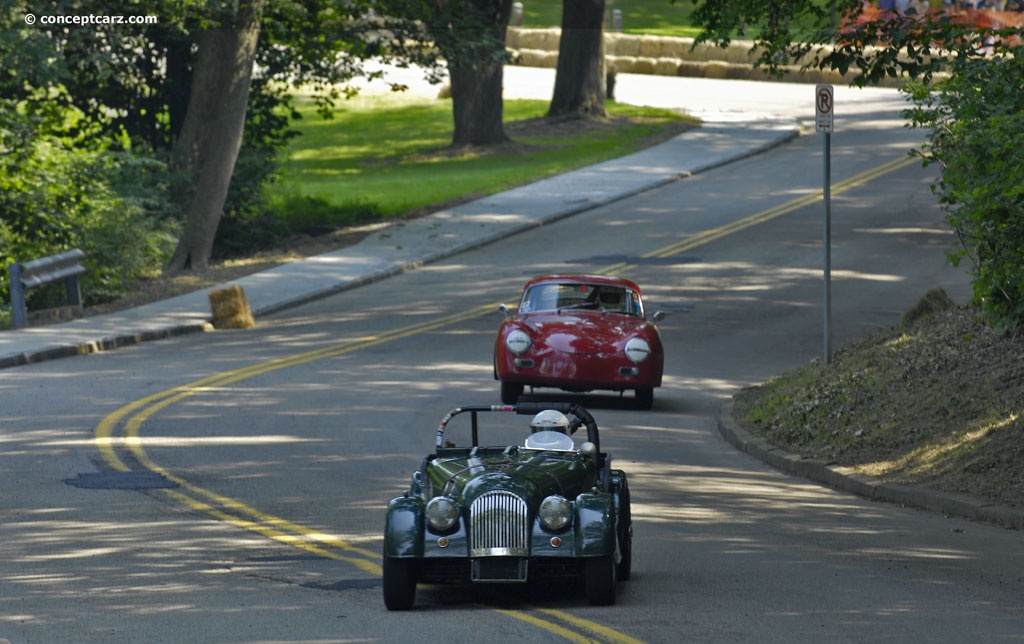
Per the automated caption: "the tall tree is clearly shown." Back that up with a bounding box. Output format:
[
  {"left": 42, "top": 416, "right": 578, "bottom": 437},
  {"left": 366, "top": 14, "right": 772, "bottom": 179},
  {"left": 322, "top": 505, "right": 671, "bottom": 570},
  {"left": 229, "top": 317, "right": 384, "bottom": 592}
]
[
  {"left": 447, "top": 0, "right": 514, "bottom": 145},
  {"left": 548, "top": 0, "right": 607, "bottom": 118},
  {"left": 166, "top": 1, "right": 265, "bottom": 272},
  {"left": 5, "top": 0, "right": 459, "bottom": 273},
  {"left": 380, "top": 0, "right": 514, "bottom": 146}
]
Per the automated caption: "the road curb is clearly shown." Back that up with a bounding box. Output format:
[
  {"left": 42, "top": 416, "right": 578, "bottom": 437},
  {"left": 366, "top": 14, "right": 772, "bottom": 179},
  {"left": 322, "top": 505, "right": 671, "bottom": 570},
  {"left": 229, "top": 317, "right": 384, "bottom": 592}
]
[
  {"left": 717, "top": 400, "right": 1024, "bottom": 531},
  {"left": 0, "top": 322, "right": 210, "bottom": 370}
]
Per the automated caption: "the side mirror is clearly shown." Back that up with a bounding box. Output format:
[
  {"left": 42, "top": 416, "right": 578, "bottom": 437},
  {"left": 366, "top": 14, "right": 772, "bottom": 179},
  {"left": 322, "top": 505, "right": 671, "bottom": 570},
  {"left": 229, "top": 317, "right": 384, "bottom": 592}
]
[
  {"left": 651, "top": 310, "right": 666, "bottom": 323},
  {"left": 499, "top": 303, "right": 513, "bottom": 319}
]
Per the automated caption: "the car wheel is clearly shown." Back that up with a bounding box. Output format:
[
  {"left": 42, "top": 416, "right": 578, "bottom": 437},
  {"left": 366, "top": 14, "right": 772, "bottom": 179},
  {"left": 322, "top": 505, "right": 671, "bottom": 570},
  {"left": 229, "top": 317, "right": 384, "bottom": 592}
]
[
  {"left": 501, "top": 381, "right": 524, "bottom": 405},
  {"left": 617, "top": 488, "right": 633, "bottom": 582},
  {"left": 584, "top": 554, "right": 616, "bottom": 606},
  {"left": 635, "top": 387, "right": 654, "bottom": 410},
  {"left": 382, "top": 556, "right": 417, "bottom": 610}
]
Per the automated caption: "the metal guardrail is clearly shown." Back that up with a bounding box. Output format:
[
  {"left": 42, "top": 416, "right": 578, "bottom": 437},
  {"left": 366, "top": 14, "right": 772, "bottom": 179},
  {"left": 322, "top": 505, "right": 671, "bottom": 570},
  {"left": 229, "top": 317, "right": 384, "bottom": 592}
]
[{"left": 8, "top": 249, "right": 86, "bottom": 329}]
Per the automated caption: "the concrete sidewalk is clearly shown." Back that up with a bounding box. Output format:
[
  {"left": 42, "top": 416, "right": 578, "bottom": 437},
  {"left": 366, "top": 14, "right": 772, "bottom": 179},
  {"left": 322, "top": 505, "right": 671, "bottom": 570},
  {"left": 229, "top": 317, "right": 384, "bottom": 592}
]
[{"left": 1, "top": 70, "right": 808, "bottom": 369}]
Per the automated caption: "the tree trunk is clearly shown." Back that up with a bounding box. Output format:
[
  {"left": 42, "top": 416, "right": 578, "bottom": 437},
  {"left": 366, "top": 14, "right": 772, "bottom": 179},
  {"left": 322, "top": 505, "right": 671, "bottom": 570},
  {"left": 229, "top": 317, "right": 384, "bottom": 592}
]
[
  {"left": 447, "top": 0, "right": 512, "bottom": 147},
  {"left": 549, "top": 0, "right": 607, "bottom": 118},
  {"left": 450, "top": 56, "right": 508, "bottom": 146},
  {"left": 166, "top": 1, "right": 265, "bottom": 273}
]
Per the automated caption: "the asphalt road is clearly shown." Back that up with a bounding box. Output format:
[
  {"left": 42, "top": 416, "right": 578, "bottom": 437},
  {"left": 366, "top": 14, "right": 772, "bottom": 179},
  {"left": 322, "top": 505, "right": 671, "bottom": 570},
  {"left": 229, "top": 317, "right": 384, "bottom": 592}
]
[{"left": 2, "top": 81, "right": 1021, "bottom": 643}]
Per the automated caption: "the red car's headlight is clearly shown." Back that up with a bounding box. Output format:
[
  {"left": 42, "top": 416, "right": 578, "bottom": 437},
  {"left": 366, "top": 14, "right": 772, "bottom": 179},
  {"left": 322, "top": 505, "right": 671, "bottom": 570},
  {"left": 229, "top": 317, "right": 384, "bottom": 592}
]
[
  {"left": 625, "top": 338, "right": 651, "bottom": 363},
  {"left": 505, "top": 329, "right": 531, "bottom": 355}
]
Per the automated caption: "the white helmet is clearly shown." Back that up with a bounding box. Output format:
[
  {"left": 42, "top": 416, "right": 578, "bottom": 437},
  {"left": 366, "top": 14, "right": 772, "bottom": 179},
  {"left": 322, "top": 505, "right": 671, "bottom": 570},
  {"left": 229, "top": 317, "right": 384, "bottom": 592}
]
[{"left": 530, "top": 410, "right": 570, "bottom": 434}]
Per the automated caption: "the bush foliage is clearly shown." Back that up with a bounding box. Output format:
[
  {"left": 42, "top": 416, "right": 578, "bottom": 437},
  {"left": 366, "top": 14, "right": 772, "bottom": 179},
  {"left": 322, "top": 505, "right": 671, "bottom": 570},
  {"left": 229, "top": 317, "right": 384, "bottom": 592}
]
[
  {"left": 903, "top": 39, "right": 1024, "bottom": 332},
  {"left": 0, "top": 98, "right": 177, "bottom": 323}
]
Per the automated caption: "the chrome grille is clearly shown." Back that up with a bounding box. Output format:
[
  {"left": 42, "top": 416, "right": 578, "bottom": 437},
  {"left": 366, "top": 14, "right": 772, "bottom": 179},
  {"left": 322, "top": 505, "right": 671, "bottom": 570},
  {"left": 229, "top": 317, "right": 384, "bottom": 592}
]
[{"left": 470, "top": 491, "right": 529, "bottom": 557}]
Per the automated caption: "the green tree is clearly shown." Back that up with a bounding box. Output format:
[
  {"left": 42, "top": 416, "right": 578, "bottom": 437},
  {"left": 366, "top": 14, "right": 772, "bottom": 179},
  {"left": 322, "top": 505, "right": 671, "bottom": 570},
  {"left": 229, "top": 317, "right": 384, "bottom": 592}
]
[
  {"left": 2, "top": 0, "right": 452, "bottom": 276},
  {"left": 379, "top": 0, "right": 514, "bottom": 146},
  {"left": 904, "top": 43, "right": 1024, "bottom": 332},
  {"left": 0, "top": 2, "right": 177, "bottom": 314},
  {"left": 689, "top": 1, "right": 1024, "bottom": 330}
]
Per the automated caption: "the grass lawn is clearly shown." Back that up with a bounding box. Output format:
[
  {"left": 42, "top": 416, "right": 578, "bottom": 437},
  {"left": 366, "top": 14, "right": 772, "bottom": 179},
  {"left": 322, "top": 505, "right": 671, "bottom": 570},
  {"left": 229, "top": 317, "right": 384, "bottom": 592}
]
[
  {"left": 273, "top": 91, "right": 694, "bottom": 231},
  {"left": 519, "top": 0, "right": 701, "bottom": 37}
]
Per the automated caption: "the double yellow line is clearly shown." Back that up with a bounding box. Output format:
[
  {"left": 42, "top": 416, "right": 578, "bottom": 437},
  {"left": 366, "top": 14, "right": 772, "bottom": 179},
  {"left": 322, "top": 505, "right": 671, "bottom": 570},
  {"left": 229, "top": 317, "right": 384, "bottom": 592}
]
[
  {"left": 94, "top": 153, "right": 916, "bottom": 642},
  {"left": 95, "top": 305, "right": 644, "bottom": 642},
  {"left": 602, "top": 155, "right": 917, "bottom": 276}
]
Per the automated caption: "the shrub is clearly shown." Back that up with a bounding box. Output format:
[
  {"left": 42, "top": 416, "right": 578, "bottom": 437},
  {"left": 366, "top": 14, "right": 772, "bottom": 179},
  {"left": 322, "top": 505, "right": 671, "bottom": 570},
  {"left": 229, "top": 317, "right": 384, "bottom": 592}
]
[
  {"left": 904, "top": 46, "right": 1024, "bottom": 332},
  {"left": 0, "top": 103, "right": 178, "bottom": 323}
]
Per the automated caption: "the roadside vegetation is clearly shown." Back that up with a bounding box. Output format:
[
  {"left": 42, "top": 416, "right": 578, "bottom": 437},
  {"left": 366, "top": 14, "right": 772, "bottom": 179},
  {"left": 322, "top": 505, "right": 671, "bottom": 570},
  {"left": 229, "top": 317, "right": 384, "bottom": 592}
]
[
  {"left": 734, "top": 299, "right": 1024, "bottom": 511},
  {"left": 0, "top": 94, "right": 690, "bottom": 326}
]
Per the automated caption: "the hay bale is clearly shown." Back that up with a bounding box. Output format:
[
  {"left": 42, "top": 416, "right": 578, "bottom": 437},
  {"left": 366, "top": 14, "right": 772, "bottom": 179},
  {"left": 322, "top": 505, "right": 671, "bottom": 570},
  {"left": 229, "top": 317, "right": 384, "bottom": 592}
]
[
  {"left": 701, "top": 61, "right": 733, "bottom": 79},
  {"left": 606, "top": 33, "right": 640, "bottom": 57},
  {"left": 505, "top": 27, "right": 523, "bottom": 50},
  {"left": 516, "top": 49, "right": 558, "bottom": 69},
  {"left": 516, "top": 28, "right": 560, "bottom": 52},
  {"left": 636, "top": 37, "right": 662, "bottom": 60},
  {"left": 901, "top": 286, "right": 957, "bottom": 328},
  {"left": 631, "top": 58, "right": 656, "bottom": 75},
  {"left": 660, "top": 37, "right": 698, "bottom": 59},
  {"left": 607, "top": 55, "right": 636, "bottom": 74},
  {"left": 654, "top": 58, "right": 681, "bottom": 76},
  {"left": 675, "top": 61, "right": 706, "bottom": 77},
  {"left": 208, "top": 284, "right": 256, "bottom": 330}
]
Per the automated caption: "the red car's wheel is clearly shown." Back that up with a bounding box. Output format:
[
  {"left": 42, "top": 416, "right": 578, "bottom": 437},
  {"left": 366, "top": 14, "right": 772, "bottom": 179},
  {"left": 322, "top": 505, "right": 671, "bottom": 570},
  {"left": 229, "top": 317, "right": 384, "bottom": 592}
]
[
  {"left": 635, "top": 387, "right": 654, "bottom": 410},
  {"left": 500, "top": 381, "right": 524, "bottom": 405}
]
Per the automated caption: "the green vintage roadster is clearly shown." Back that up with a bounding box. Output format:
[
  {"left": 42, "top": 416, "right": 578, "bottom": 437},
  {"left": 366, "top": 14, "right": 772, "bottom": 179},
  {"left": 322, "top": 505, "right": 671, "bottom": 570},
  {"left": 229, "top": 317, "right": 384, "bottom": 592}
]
[{"left": 382, "top": 402, "right": 632, "bottom": 610}]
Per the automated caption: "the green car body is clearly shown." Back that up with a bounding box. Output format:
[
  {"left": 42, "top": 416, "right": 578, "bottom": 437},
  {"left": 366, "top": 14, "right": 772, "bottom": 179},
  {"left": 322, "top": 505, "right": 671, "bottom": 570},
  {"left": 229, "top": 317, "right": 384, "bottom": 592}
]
[{"left": 383, "top": 402, "right": 632, "bottom": 610}]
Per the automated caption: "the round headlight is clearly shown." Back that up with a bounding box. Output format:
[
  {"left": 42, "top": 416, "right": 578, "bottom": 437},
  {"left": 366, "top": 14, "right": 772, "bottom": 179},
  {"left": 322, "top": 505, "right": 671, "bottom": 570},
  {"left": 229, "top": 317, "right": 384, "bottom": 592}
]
[
  {"left": 505, "top": 329, "right": 531, "bottom": 355},
  {"left": 426, "top": 496, "right": 459, "bottom": 532},
  {"left": 625, "top": 337, "right": 651, "bottom": 363},
  {"left": 538, "top": 495, "right": 572, "bottom": 531}
]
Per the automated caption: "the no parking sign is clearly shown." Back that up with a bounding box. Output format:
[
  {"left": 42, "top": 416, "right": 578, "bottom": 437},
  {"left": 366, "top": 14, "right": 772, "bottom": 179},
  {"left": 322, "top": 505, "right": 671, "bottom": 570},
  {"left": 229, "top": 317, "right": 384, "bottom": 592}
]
[
  {"left": 816, "top": 84, "right": 834, "bottom": 363},
  {"left": 816, "top": 84, "right": 834, "bottom": 133}
]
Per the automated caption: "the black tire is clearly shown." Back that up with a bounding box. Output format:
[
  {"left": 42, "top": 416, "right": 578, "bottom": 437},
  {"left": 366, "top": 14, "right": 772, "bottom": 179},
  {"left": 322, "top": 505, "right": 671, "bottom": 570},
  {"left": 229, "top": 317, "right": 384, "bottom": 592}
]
[
  {"left": 617, "top": 488, "right": 633, "bottom": 582},
  {"left": 501, "top": 381, "right": 524, "bottom": 405},
  {"left": 382, "top": 556, "right": 417, "bottom": 610},
  {"left": 635, "top": 387, "right": 654, "bottom": 410},
  {"left": 584, "top": 554, "right": 616, "bottom": 606}
]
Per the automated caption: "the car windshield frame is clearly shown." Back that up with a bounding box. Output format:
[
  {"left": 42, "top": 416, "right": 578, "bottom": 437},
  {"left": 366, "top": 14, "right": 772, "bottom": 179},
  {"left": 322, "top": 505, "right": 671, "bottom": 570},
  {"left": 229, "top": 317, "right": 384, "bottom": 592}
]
[{"left": 518, "top": 282, "right": 643, "bottom": 317}]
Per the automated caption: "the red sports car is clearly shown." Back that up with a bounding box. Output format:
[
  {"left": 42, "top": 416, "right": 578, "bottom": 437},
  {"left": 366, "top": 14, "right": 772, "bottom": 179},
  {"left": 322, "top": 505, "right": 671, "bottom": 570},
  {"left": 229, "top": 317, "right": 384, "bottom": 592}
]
[{"left": 494, "top": 274, "right": 665, "bottom": 409}]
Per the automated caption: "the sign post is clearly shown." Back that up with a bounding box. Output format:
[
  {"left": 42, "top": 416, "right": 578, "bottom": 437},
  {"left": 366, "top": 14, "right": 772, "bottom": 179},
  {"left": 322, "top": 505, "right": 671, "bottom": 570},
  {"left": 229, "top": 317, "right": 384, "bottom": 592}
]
[{"left": 815, "top": 84, "right": 834, "bottom": 365}]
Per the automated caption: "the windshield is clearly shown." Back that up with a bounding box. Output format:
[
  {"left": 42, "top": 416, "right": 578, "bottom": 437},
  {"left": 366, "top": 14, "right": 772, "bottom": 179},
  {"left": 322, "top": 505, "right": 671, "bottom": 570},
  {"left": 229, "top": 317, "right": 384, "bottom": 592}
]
[{"left": 519, "top": 283, "right": 642, "bottom": 317}]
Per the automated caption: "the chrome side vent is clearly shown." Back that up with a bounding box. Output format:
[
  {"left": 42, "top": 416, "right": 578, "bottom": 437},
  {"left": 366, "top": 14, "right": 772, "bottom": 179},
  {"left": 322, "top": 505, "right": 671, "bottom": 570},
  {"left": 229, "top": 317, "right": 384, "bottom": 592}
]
[{"left": 470, "top": 491, "right": 529, "bottom": 557}]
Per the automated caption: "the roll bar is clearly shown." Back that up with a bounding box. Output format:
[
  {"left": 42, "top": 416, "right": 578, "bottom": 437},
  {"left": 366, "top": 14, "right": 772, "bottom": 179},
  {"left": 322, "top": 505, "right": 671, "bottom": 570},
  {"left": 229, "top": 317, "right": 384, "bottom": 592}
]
[{"left": 434, "top": 402, "right": 600, "bottom": 455}]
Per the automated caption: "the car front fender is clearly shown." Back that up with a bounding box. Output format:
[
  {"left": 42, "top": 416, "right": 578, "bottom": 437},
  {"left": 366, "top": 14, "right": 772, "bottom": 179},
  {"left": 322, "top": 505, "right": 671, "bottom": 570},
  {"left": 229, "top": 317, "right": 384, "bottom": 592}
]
[
  {"left": 574, "top": 492, "right": 615, "bottom": 557},
  {"left": 384, "top": 496, "right": 425, "bottom": 558}
]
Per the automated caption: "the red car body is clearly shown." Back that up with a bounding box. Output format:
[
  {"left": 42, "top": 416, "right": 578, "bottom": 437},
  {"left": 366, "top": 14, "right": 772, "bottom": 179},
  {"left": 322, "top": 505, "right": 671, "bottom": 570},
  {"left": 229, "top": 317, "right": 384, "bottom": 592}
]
[{"left": 494, "top": 274, "right": 665, "bottom": 409}]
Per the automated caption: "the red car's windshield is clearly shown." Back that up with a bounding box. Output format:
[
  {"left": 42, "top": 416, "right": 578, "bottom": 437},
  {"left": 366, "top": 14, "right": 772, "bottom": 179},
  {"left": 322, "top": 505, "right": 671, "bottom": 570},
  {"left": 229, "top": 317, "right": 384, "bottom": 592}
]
[{"left": 519, "top": 283, "right": 642, "bottom": 317}]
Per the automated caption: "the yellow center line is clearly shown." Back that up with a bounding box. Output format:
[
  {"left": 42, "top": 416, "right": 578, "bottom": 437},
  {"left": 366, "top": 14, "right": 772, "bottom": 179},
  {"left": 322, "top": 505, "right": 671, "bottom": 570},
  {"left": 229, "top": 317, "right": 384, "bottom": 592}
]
[
  {"left": 645, "top": 155, "right": 917, "bottom": 261},
  {"left": 94, "top": 154, "right": 916, "bottom": 642}
]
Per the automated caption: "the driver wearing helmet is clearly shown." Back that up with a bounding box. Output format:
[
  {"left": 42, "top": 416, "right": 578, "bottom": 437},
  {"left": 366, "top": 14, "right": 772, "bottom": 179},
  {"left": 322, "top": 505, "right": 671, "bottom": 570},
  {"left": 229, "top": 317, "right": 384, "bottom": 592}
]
[
  {"left": 530, "top": 409, "right": 570, "bottom": 433},
  {"left": 525, "top": 410, "right": 575, "bottom": 450}
]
